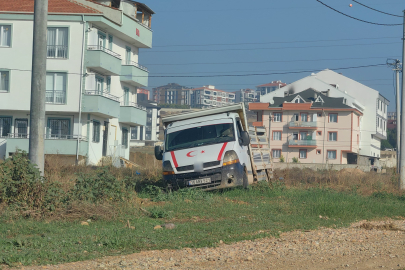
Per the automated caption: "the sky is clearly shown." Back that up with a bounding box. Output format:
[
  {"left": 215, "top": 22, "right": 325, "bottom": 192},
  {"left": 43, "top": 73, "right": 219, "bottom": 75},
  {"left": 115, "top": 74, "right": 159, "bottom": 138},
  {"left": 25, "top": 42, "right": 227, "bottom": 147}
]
[{"left": 139, "top": 0, "right": 404, "bottom": 111}]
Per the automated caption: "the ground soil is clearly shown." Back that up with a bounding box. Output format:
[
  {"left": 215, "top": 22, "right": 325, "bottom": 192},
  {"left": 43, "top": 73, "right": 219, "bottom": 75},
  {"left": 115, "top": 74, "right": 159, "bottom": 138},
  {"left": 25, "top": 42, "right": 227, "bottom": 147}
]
[{"left": 11, "top": 219, "right": 405, "bottom": 270}]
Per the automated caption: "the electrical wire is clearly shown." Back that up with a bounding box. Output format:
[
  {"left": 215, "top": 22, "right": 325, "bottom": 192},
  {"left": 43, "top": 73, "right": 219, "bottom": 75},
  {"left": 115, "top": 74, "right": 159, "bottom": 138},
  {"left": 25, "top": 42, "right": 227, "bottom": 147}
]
[
  {"left": 1, "top": 63, "right": 387, "bottom": 78},
  {"left": 316, "top": 0, "right": 402, "bottom": 26},
  {"left": 351, "top": 0, "right": 402, "bottom": 18},
  {"left": 144, "top": 41, "right": 400, "bottom": 53},
  {"left": 153, "top": 36, "right": 398, "bottom": 48}
]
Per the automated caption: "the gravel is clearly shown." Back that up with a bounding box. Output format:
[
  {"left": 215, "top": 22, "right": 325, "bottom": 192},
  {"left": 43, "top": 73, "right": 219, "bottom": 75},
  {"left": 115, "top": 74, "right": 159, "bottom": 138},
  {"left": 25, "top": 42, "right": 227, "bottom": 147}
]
[{"left": 11, "top": 219, "right": 405, "bottom": 270}]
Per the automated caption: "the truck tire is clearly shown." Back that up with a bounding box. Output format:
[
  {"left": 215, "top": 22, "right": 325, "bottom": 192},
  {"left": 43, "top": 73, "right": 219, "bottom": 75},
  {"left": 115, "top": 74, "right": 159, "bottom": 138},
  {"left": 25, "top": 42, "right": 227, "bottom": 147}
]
[{"left": 243, "top": 167, "right": 249, "bottom": 189}]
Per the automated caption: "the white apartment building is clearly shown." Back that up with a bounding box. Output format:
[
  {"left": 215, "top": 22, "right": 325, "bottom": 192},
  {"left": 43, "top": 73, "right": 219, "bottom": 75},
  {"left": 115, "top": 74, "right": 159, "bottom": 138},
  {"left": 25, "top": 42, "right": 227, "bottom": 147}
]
[
  {"left": 0, "top": 0, "right": 154, "bottom": 165},
  {"left": 259, "top": 69, "right": 389, "bottom": 159},
  {"left": 192, "top": 85, "right": 236, "bottom": 108},
  {"left": 130, "top": 100, "right": 160, "bottom": 146}
]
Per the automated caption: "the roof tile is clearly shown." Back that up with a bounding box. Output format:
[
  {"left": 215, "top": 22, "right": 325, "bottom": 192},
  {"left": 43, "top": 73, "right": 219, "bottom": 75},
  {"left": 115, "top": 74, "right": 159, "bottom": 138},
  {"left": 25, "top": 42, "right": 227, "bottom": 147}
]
[{"left": 0, "top": 0, "right": 101, "bottom": 14}]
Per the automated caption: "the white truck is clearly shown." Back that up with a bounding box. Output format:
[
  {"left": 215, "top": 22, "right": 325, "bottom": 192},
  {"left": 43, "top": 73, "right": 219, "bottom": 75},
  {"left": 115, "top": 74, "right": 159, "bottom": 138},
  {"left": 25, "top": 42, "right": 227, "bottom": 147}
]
[{"left": 154, "top": 103, "right": 269, "bottom": 191}]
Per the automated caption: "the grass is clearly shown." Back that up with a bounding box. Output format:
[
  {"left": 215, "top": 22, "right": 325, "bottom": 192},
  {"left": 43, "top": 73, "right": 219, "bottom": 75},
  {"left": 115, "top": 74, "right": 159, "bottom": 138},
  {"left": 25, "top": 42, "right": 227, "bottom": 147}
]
[{"left": 1, "top": 182, "right": 405, "bottom": 267}]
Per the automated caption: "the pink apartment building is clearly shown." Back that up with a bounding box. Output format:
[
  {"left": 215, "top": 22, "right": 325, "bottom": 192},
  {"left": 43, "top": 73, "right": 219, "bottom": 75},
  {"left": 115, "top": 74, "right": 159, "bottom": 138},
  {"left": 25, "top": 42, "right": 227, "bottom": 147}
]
[{"left": 249, "top": 89, "right": 362, "bottom": 164}]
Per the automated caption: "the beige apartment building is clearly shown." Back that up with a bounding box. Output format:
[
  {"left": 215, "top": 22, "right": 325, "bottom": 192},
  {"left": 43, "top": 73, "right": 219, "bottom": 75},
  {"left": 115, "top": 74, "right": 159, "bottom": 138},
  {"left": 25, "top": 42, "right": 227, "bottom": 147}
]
[{"left": 249, "top": 89, "right": 362, "bottom": 164}]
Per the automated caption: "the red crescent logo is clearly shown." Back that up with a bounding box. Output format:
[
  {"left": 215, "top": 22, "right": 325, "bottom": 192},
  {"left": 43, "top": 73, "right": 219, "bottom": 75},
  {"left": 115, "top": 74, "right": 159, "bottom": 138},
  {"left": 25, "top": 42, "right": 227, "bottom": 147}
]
[{"left": 187, "top": 151, "right": 196, "bottom": 157}]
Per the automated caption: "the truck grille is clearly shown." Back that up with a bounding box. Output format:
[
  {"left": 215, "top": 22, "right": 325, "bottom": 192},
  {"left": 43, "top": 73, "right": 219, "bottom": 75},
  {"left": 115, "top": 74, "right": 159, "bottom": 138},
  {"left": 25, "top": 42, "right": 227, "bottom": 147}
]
[{"left": 176, "top": 161, "right": 221, "bottom": 172}]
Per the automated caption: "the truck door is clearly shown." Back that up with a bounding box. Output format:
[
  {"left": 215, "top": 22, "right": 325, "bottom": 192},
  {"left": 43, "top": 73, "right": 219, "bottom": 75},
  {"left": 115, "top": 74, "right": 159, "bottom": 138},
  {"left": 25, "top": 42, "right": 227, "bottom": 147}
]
[{"left": 235, "top": 118, "right": 249, "bottom": 167}]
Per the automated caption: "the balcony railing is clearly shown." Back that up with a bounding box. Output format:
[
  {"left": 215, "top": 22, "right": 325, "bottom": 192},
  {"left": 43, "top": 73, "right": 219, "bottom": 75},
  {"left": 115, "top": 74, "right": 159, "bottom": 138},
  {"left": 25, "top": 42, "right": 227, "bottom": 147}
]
[
  {"left": 289, "top": 121, "right": 317, "bottom": 128},
  {"left": 87, "top": 45, "right": 121, "bottom": 59},
  {"left": 289, "top": 139, "right": 317, "bottom": 146},
  {"left": 84, "top": 90, "right": 120, "bottom": 102},
  {"left": 120, "top": 101, "right": 146, "bottom": 111},
  {"left": 123, "top": 60, "right": 149, "bottom": 72},
  {"left": 47, "top": 45, "right": 68, "bottom": 58},
  {"left": 46, "top": 90, "right": 66, "bottom": 104},
  {"left": 8, "top": 133, "right": 88, "bottom": 141}
]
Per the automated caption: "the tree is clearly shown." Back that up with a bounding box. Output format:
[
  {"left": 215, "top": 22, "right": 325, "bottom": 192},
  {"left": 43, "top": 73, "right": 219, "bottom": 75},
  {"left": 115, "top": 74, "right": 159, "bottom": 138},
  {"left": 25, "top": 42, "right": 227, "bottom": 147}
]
[{"left": 381, "top": 129, "right": 396, "bottom": 150}]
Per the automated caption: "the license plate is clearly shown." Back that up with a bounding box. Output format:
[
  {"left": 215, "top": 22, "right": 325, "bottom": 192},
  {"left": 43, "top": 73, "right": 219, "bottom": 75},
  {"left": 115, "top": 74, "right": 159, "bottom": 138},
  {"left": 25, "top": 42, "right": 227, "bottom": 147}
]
[{"left": 188, "top": 177, "right": 211, "bottom": 186}]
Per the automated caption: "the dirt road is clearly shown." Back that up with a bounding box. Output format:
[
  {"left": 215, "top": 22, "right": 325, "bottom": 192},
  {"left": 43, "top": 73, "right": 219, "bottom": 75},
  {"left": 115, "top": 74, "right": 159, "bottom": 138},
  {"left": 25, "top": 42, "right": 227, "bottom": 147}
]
[{"left": 14, "top": 219, "right": 405, "bottom": 270}]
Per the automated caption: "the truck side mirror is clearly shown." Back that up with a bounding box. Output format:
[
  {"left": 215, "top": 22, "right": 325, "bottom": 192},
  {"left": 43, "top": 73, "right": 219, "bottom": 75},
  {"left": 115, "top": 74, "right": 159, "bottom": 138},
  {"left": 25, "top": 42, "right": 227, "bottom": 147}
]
[
  {"left": 240, "top": 131, "right": 250, "bottom": 146},
  {"left": 154, "top": 145, "right": 163, "bottom": 160}
]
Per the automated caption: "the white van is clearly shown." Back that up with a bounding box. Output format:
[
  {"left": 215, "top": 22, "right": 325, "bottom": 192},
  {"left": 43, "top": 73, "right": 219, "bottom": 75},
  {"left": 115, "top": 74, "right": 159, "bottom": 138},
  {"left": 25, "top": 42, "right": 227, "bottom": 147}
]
[{"left": 155, "top": 104, "right": 253, "bottom": 191}]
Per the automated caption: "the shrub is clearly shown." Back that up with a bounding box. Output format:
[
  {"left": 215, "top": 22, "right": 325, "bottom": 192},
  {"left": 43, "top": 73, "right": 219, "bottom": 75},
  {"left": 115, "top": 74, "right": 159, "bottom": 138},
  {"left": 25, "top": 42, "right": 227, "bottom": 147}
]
[
  {"left": 279, "top": 155, "right": 285, "bottom": 163},
  {"left": 71, "top": 167, "right": 125, "bottom": 203},
  {"left": 0, "top": 151, "right": 63, "bottom": 211},
  {"left": 292, "top": 157, "right": 299, "bottom": 163}
]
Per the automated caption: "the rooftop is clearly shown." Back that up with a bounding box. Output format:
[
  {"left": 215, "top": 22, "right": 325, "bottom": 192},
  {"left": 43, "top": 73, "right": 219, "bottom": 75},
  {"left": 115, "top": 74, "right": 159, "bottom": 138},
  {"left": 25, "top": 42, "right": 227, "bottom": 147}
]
[
  {"left": 257, "top": 81, "right": 287, "bottom": 88},
  {"left": 0, "top": 0, "right": 101, "bottom": 13}
]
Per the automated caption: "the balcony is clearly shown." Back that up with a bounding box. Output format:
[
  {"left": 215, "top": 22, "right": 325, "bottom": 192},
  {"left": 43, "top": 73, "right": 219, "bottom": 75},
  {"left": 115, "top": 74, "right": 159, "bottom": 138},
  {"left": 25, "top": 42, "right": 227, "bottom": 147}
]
[
  {"left": 288, "top": 121, "right": 317, "bottom": 129},
  {"left": 87, "top": 45, "right": 122, "bottom": 75},
  {"left": 5, "top": 134, "right": 88, "bottom": 156},
  {"left": 82, "top": 90, "right": 120, "bottom": 118},
  {"left": 288, "top": 139, "right": 317, "bottom": 148},
  {"left": 47, "top": 45, "right": 68, "bottom": 59},
  {"left": 120, "top": 61, "right": 149, "bottom": 87},
  {"left": 119, "top": 101, "right": 147, "bottom": 126}
]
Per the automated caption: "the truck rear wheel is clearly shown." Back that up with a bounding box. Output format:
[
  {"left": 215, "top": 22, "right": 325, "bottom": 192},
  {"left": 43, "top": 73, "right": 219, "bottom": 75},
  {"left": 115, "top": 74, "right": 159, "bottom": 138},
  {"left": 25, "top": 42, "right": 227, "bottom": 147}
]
[{"left": 243, "top": 167, "right": 249, "bottom": 189}]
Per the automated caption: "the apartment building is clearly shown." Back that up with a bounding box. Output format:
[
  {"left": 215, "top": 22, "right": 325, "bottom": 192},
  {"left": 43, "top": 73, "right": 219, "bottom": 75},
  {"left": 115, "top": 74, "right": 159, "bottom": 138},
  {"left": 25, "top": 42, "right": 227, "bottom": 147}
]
[
  {"left": 250, "top": 89, "right": 361, "bottom": 164},
  {"left": 0, "top": 0, "right": 154, "bottom": 165},
  {"left": 259, "top": 70, "right": 389, "bottom": 159},
  {"left": 130, "top": 100, "right": 160, "bottom": 146},
  {"left": 192, "top": 85, "right": 235, "bottom": 108},
  {"left": 256, "top": 81, "right": 287, "bottom": 100},
  {"left": 233, "top": 88, "right": 258, "bottom": 109},
  {"left": 152, "top": 83, "right": 192, "bottom": 105}
]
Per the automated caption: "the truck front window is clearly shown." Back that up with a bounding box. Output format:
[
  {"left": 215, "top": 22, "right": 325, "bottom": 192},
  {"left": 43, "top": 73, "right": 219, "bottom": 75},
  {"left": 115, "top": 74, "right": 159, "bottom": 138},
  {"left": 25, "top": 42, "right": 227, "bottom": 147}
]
[{"left": 166, "top": 123, "right": 235, "bottom": 151}]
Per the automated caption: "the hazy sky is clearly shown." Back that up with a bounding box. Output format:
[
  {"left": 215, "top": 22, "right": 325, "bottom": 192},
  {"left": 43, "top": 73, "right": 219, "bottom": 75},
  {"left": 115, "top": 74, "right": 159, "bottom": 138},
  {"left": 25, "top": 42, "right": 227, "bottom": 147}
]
[{"left": 140, "top": 0, "right": 404, "bottom": 110}]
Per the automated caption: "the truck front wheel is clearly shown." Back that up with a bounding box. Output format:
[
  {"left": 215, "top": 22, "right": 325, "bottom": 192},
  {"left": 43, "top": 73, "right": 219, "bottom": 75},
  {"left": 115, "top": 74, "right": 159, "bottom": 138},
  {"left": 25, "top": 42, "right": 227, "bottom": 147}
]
[{"left": 243, "top": 167, "right": 249, "bottom": 189}]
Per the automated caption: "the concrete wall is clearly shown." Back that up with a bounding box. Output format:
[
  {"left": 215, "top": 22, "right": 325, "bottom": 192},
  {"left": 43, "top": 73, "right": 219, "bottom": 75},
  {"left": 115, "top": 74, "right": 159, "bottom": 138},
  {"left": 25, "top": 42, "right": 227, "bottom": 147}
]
[{"left": 273, "top": 163, "right": 370, "bottom": 172}]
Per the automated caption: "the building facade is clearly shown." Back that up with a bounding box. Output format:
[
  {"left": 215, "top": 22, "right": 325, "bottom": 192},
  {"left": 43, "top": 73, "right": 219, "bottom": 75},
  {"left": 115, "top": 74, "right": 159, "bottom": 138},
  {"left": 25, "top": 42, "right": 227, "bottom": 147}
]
[
  {"left": 250, "top": 89, "right": 362, "bottom": 164},
  {"left": 233, "top": 88, "right": 258, "bottom": 109},
  {"left": 152, "top": 83, "right": 192, "bottom": 105},
  {"left": 191, "top": 85, "right": 235, "bottom": 108},
  {"left": 130, "top": 100, "right": 160, "bottom": 146},
  {"left": 0, "top": 0, "right": 154, "bottom": 165},
  {"left": 259, "top": 70, "right": 389, "bottom": 159},
  {"left": 256, "top": 81, "right": 287, "bottom": 99}
]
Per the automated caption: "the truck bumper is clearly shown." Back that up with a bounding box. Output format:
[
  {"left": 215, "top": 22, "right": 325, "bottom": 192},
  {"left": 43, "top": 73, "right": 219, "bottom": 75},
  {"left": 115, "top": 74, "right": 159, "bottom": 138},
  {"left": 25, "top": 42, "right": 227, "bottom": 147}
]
[{"left": 164, "top": 162, "right": 245, "bottom": 191}]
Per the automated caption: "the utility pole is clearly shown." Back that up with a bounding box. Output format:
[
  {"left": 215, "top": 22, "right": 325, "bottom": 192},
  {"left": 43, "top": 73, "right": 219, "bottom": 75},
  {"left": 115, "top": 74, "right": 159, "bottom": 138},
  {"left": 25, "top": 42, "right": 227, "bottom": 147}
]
[
  {"left": 400, "top": 10, "right": 405, "bottom": 190},
  {"left": 29, "top": 0, "right": 48, "bottom": 175},
  {"left": 387, "top": 59, "right": 401, "bottom": 173}
]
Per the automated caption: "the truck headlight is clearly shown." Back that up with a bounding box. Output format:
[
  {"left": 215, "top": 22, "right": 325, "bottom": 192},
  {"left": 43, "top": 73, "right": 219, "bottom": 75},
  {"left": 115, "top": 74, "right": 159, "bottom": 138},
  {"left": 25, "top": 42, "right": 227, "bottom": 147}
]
[
  {"left": 222, "top": 150, "right": 239, "bottom": 166},
  {"left": 163, "top": 160, "right": 175, "bottom": 175}
]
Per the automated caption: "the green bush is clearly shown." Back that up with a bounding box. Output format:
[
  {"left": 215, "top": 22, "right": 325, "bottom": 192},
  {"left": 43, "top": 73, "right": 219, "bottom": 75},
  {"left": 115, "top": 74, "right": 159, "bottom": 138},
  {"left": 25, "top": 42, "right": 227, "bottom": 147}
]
[
  {"left": 279, "top": 155, "right": 285, "bottom": 163},
  {"left": 0, "top": 152, "right": 63, "bottom": 211},
  {"left": 292, "top": 157, "right": 299, "bottom": 163},
  {"left": 71, "top": 167, "right": 125, "bottom": 203}
]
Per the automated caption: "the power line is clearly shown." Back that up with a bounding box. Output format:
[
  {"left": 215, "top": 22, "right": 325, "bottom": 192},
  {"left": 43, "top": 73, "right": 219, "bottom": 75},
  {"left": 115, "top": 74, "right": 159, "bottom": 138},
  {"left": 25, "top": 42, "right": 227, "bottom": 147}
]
[
  {"left": 145, "top": 41, "right": 400, "bottom": 53},
  {"left": 316, "top": 0, "right": 402, "bottom": 26},
  {"left": 351, "top": 0, "right": 402, "bottom": 18},
  {"left": 144, "top": 56, "right": 400, "bottom": 66},
  {"left": 2, "top": 63, "right": 386, "bottom": 78},
  {"left": 152, "top": 36, "right": 398, "bottom": 48}
]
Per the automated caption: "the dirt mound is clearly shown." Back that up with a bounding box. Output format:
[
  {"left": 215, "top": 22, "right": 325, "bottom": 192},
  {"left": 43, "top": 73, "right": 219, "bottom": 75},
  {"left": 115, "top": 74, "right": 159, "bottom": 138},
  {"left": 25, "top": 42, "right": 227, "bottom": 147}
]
[{"left": 338, "top": 168, "right": 365, "bottom": 176}]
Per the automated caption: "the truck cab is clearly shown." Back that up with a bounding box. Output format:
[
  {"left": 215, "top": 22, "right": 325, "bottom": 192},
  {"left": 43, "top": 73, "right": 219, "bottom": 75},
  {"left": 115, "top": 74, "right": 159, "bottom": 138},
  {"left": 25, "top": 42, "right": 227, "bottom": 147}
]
[{"left": 155, "top": 105, "right": 252, "bottom": 190}]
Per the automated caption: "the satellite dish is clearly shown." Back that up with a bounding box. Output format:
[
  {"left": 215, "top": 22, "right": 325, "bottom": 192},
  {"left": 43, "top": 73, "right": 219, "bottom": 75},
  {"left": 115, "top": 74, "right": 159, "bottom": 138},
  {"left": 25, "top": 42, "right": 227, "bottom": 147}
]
[{"left": 270, "top": 99, "right": 274, "bottom": 105}]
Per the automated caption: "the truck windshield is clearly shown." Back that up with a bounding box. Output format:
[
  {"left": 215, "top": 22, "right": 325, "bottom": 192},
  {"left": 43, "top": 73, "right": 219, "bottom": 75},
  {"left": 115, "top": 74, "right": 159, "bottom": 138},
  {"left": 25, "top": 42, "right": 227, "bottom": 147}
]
[{"left": 166, "top": 123, "right": 235, "bottom": 151}]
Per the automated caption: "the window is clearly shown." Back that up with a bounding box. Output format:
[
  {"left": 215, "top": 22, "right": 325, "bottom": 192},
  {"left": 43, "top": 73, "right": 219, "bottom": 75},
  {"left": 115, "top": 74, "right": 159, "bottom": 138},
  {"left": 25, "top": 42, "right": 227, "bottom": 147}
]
[
  {"left": 384, "top": 121, "right": 386, "bottom": 131},
  {"left": 327, "top": 150, "right": 337, "bottom": 160},
  {"left": 318, "top": 113, "right": 322, "bottom": 117},
  {"left": 272, "top": 149, "right": 281, "bottom": 158},
  {"left": 316, "top": 149, "right": 321, "bottom": 155},
  {"left": 46, "top": 72, "right": 66, "bottom": 104},
  {"left": 0, "top": 117, "right": 12, "bottom": 137},
  {"left": 48, "top": 119, "right": 70, "bottom": 138},
  {"left": 377, "top": 117, "right": 380, "bottom": 128},
  {"left": 122, "top": 128, "right": 129, "bottom": 148},
  {"left": 108, "top": 35, "right": 113, "bottom": 50},
  {"left": 47, "top": 27, "right": 68, "bottom": 58},
  {"left": 140, "top": 126, "right": 144, "bottom": 141},
  {"left": 273, "top": 112, "right": 282, "bottom": 122},
  {"left": 329, "top": 132, "right": 337, "bottom": 141},
  {"left": 92, "top": 120, "right": 100, "bottom": 143},
  {"left": 317, "top": 131, "right": 322, "bottom": 136},
  {"left": 299, "top": 149, "right": 307, "bottom": 159},
  {"left": 0, "top": 70, "right": 9, "bottom": 92},
  {"left": 293, "top": 114, "right": 299, "bottom": 121},
  {"left": 15, "top": 118, "right": 28, "bottom": 137},
  {"left": 0, "top": 25, "right": 11, "bottom": 47},
  {"left": 300, "top": 131, "right": 308, "bottom": 140},
  {"left": 106, "top": 76, "right": 111, "bottom": 93},
  {"left": 301, "top": 113, "right": 308, "bottom": 122},
  {"left": 273, "top": 131, "right": 281, "bottom": 140},
  {"left": 131, "top": 127, "right": 138, "bottom": 140},
  {"left": 292, "top": 133, "right": 298, "bottom": 140},
  {"left": 125, "top": 46, "right": 131, "bottom": 65},
  {"left": 329, "top": 113, "right": 338, "bottom": 123}
]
